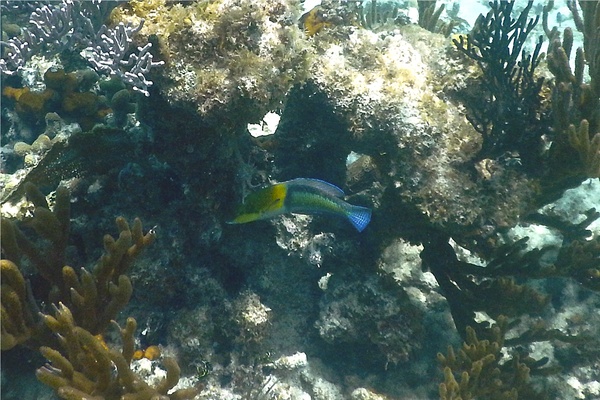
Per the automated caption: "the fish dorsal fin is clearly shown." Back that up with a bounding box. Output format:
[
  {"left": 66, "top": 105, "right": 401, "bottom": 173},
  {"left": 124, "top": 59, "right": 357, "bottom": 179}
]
[{"left": 286, "top": 178, "right": 345, "bottom": 198}]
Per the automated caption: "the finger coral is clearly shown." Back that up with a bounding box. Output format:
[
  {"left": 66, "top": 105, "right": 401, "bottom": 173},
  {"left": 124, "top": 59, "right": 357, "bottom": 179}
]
[
  {"left": 36, "top": 304, "right": 199, "bottom": 400},
  {"left": 545, "top": 1, "right": 600, "bottom": 187},
  {"left": 568, "top": 120, "right": 600, "bottom": 178},
  {"left": 1, "top": 259, "right": 40, "bottom": 350},
  {"left": 1, "top": 183, "right": 199, "bottom": 398},
  {"left": 438, "top": 316, "right": 545, "bottom": 400},
  {"left": 1, "top": 183, "right": 155, "bottom": 348}
]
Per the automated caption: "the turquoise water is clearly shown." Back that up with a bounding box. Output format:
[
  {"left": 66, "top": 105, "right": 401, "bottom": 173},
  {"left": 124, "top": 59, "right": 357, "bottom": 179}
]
[{"left": 1, "top": 1, "right": 599, "bottom": 399}]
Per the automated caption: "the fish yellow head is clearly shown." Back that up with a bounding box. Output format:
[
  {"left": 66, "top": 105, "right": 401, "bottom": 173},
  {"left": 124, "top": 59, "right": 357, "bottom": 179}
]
[
  {"left": 229, "top": 183, "right": 288, "bottom": 224},
  {"left": 299, "top": 6, "right": 333, "bottom": 36}
]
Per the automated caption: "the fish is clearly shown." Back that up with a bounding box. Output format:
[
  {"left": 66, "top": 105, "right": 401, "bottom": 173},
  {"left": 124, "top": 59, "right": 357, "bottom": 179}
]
[
  {"left": 299, "top": 6, "right": 333, "bottom": 36},
  {"left": 229, "top": 178, "right": 371, "bottom": 232}
]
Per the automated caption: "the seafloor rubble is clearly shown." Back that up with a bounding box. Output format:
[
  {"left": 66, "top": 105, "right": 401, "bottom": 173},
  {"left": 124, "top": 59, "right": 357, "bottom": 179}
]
[{"left": 1, "top": 0, "right": 600, "bottom": 399}]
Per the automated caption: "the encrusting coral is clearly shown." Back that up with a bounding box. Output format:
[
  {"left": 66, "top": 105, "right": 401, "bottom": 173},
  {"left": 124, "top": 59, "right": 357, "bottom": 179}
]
[
  {"left": 111, "top": 0, "right": 312, "bottom": 124},
  {"left": 1, "top": 68, "right": 111, "bottom": 131}
]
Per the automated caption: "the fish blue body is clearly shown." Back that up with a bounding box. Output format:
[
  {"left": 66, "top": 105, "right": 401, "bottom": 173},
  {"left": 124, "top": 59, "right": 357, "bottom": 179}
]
[{"left": 229, "top": 178, "right": 371, "bottom": 232}]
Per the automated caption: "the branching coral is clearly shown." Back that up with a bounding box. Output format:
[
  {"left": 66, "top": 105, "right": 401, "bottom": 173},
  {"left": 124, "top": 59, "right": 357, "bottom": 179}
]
[
  {"left": 498, "top": 209, "right": 600, "bottom": 292},
  {"left": 553, "top": 234, "right": 600, "bottom": 292},
  {"left": 1, "top": 183, "right": 155, "bottom": 348},
  {"left": 1, "top": 183, "right": 200, "bottom": 398},
  {"left": 1, "top": 259, "right": 42, "bottom": 350},
  {"left": 453, "top": 0, "right": 548, "bottom": 171},
  {"left": 418, "top": 0, "right": 457, "bottom": 37},
  {"left": 545, "top": 0, "right": 600, "bottom": 186},
  {"left": 422, "top": 198, "right": 599, "bottom": 398},
  {"left": 36, "top": 304, "right": 199, "bottom": 400},
  {"left": 421, "top": 235, "right": 549, "bottom": 338},
  {"left": 422, "top": 203, "right": 600, "bottom": 342},
  {"left": 0, "top": 0, "right": 163, "bottom": 95},
  {"left": 438, "top": 316, "right": 546, "bottom": 400}
]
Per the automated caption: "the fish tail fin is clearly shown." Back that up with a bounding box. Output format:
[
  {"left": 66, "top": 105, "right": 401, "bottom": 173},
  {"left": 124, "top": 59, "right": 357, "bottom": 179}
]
[{"left": 346, "top": 205, "right": 371, "bottom": 232}]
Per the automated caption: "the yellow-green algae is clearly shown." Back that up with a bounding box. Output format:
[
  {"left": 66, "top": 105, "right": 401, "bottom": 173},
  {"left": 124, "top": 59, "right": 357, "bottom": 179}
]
[{"left": 112, "top": 0, "right": 313, "bottom": 122}]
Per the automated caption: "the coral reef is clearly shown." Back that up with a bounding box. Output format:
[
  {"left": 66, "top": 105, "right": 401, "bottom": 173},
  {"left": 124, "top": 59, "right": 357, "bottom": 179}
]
[
  {"left": 438, "top": 317, "right": 545, "bottom": 400},
  {"left": 316, "top": 272, "right": 424, "bottom": 369},
  {"left": 0, "top": 0, "right": 163, "bottom": 95},
  {"left": 111, "top": 0, "right": 312, "bottom": 123},
  {"left": 452, "top": 0, "right": 548, "bottom": 171},
  {"left": 2, "top": 0, "right": 600, "bottom": 399},
  {"left": 545, "top": 0, "right": 600, "bottom": 188},
  {"left": 0, "top": 183, "right": 199, "bottom": 398},
  {"left": 302, "top": 17, "right": 543, "bottom": 236},
  {"left": 36, "top": 304, "right": 199, "bottom": 400},
  {"left": 2, "top": 67, "right": 111, "bottom": 130},
  {"left": 1, "top": 183, "right": 155, "bottom": 348},
  {"left": 232, "top": 290, "right": 272, "bottom": 346}
]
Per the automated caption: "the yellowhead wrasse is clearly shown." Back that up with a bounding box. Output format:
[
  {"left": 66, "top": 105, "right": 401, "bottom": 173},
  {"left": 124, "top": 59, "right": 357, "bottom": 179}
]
[
  {"left": 229, "top": 178, "right": 371, "bottom": 232},
  {"left": 299, "top": 6, "right": 333, "bottom": 36}
]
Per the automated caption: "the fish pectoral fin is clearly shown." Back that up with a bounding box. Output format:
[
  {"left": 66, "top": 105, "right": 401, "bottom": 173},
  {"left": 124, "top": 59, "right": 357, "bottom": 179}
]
[
  {"left": 264, "top": 197, "right": 283, "bottom": 212},
  {"left": 229, "top": 213, "right": 262, "bottom": 224}
]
